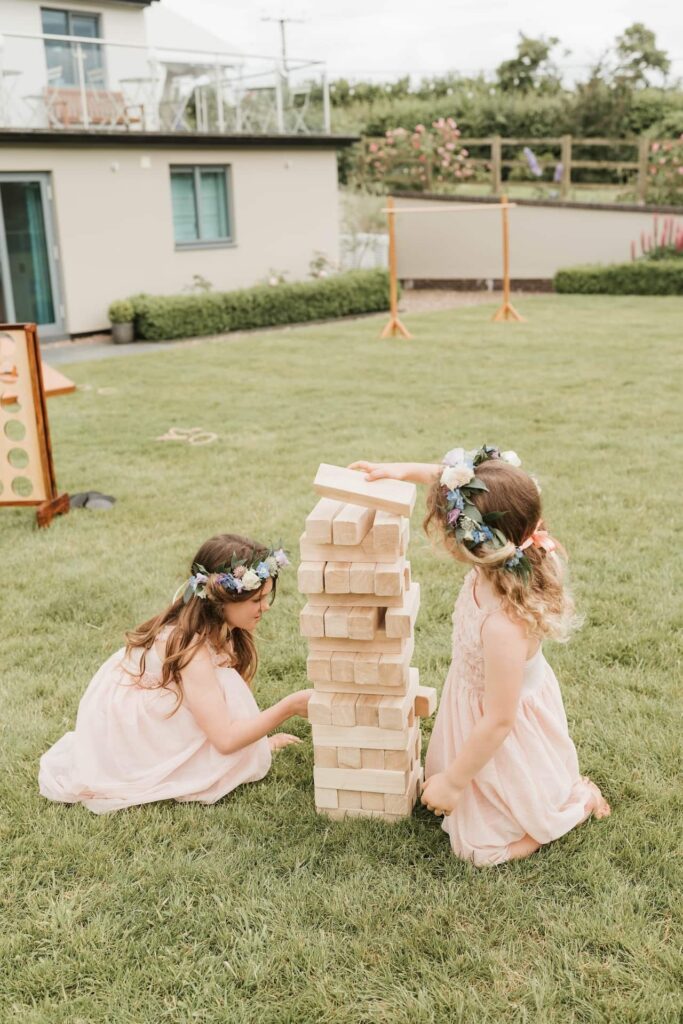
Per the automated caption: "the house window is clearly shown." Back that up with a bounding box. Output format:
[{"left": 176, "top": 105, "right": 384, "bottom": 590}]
[
  {"left": 170, "top": 167, "right": 233, "bottom": 246},
  {"left": 41, "top": 8, "right": 105, "bottom": 89}
]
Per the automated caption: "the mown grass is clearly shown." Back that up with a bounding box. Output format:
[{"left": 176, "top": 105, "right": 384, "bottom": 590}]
[{"left": 1, "top": 295, "right": 681, "bottom": 1022}]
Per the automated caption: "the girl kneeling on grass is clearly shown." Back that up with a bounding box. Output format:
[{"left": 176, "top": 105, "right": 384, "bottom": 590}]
[
  {"left": 39, "top": 534, "right": 313, "bottom": 814},
  {"left": 351, "top": 447, "right": 610, "bottom": 866}
]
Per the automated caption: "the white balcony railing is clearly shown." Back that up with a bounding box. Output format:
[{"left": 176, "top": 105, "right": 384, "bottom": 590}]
[{"left": 0, "top": 32, "right": 331, "bottom": 134}]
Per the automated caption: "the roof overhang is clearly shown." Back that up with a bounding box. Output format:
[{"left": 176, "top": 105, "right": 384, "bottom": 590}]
[{"left": 0, "top": 129, "right": 358, "bottom": 149}]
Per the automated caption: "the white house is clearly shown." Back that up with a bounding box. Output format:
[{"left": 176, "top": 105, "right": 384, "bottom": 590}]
[{"left": 0, "top": 0, "right": 352, "bottom": 338}]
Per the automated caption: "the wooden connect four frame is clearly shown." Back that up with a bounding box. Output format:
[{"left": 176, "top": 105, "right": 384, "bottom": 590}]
[{"left": 0, "top": 323, "right": 69, "bottom": 527}]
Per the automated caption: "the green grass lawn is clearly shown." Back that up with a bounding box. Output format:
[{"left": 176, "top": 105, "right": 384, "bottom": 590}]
[{"left": 2, "top": 296, "right": 682, "bottom": 1023}]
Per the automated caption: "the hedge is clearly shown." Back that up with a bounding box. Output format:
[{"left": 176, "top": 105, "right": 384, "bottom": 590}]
[
  {"left": 553, "top": 260, "right": 683, "bottom": 295},
  {"left": 127, "top": 269, "right": 392, "bottom": 341}
]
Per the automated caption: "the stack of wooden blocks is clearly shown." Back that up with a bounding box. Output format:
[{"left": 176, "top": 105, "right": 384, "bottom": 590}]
[{"left": 299, "top": 463, "right": 437, "bottom": 822}]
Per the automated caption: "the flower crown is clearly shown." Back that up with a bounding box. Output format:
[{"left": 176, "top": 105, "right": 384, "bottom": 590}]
[
  {"left": 176, "top": 546, "right": 290, "bottom": 604},
  {"left": 440, "top": 444, "right": 552, "bottom": 580}
]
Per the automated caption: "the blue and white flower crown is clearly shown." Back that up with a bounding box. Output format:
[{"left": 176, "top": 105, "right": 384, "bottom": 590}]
[
  {"left": 175, "top": 546, "right": 290, "bottom": 604},
  {"left": 440, "top": 444, "right": 532, "bottom": 577}
]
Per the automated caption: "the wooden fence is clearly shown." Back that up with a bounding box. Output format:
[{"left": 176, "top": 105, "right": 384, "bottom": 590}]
[{"left": 356, "top": 134, "right": 659, "bottom": 201}]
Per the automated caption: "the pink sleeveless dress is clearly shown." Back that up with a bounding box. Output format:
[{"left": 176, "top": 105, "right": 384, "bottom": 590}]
[
  {"left": 39, "top": 638, "right": 272, "bottom": 814},
  {"left": 425, "top": 571, "right": 592, "bottom": 866}
]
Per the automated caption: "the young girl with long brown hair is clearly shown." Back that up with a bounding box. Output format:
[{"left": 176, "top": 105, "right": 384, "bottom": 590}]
[
  {"left": 351, "top": 448, "right": 610, "bottom": 866},
  {"left": 40, "top": 534, "right": 313, "bottom": 814}
]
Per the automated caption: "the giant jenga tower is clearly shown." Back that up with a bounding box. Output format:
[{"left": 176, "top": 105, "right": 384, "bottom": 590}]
[{"left": 299, "top": 464, "right": 437, "bottom": 822}]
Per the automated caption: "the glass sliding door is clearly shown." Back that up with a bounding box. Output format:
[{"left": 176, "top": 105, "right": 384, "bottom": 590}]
[{"left": 0, "top": 174, "right": 64, "bottom": 337}]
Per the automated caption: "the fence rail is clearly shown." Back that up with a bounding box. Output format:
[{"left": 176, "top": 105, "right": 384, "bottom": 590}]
[{"left": 357, "top": 134, "right": 664, "bottom": 202}]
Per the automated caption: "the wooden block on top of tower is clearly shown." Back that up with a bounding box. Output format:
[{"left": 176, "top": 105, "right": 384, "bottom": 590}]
[
  {"left": 384, "top": 582, "right": 421, "bottom": 638},
  {"left": 298, "top": 561, "right": 325, "bottom": 594},
  {"left": 373, "top": 510, "right": 403, "bottom": 551},
  {"left": 332, "top": 504, "right": 375, "bottom": 546},
  {"left": 305, "top": 498, "right": 345, "bottom": 544},
  {"left": 324, "top": 561, "right": 351, "bottom": 593},
  {"left": 300, "top": 603, "right": 326, "bottom": 638},
  {"left": 313, "top": 464, "right": 416, "bottom": 518}
]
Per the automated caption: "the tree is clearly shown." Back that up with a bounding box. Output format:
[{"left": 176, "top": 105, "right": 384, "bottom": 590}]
[
  {"left": 496, "top": 34, "right": 563, "bottom": 93},
  {"left": 614, "top": 23, "right": 670, "bottom": 87}
]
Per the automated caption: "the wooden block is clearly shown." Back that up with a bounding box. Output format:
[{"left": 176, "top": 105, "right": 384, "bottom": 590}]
[
  {"left": 338, "top": 789, "right": 362, "bottom": 809},
  {"left": 306, "top": 590, "right": 403, "bottom": 608},
  {"left": 330, "top": 692, "right": 357, "bottom": 727},
  {"left": 330, "top": 651, "right": 357, "bottom": 683},
  {"left": 332, "top": 503, "right": 375, "bottom": 545},
  {"left": 324, "top": 606, "right": 350, "bottom": 639},
  {"left": 306, "top": 498, "right": 345, "bottom": 544},
  {"left": 312, "top": 723, "right": 413, "bottom": 751},
  {"left": 378, "top": 641, "right": 414, "bottom": 686},
  {"left": 300, "top": 603, "right": 326, "bottom": 638},
  {"left": 337, "top": 747, "right": 361, "bottom": 769},
  {"left": 372, "top": 509, "right": 403, "bottom": 551},
  {"left": 354, "top": 651, "right": 382, "bottom": 685},
  {"left": 384, "top": 762, "right": 422, "bottom": 816},
  {"left": 308, "top": 691, "right": 333, "bottom": 726},
  {"left": 384, "top": 582, "right": 421, "bottom": 638},
  {"left": 313, "top": 676, "right": 411, "bottom": 697},
  {"left": 306, "top": 651, "right": 332, "bottom": 683},
  {"left": 314, "top": 765, "right": 409, "bottom": 795},
  {"left": 384, "top": 724, "right": 420, "bottom": 770},
  {"left": 361, "top": 791, "right": 385, "bottom": 811},
  {"left": 308, "top": 633, "right": 407, "bottom": 655},
  {"left": 414, "top": 726, "right": 422, "bottom": 761},
  {"left": 414, "top": 685, "right": 437, "bottom": 719},
  {"left": 404, "top": 561, "right": 412, "bottom": 590},
  {"left": 314, "top": 463, "right": 417, "bottom": 517},
  {"left": 314, "top": 787, "right": 338, "bottom": 809},
  {"left": 324, "top": 561, "right": 351, "bottom": 594},
  {"left": 348, "top": 605, "right": 379, "bottom": 641},
  {"left": 375, "top": 559, "right": 404, "bottom": 597},
  {"left": 314, "top": 745, "right": 338, "bottom": 768},
  {"left": 297, "top": 561, "right": 325, "bottom": 594},
  {"left": 378, "top": 669, "right": 420, "bottom": 730},
  {"left": 355, "top": 693, "right": 382, "bottom": 727},
  {"left": 349, "top": 562, "right": 375, "bottom": 594},
  {"left": 300, "top": 532, "right": 407, "bottom": 565},
  {"left": 361, "top": 748, "right": 385, "bottom": 769}
]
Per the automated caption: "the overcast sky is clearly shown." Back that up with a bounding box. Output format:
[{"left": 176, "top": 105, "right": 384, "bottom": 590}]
[{"left": 164, "top": 0, "right": 681, "bottom": 84}]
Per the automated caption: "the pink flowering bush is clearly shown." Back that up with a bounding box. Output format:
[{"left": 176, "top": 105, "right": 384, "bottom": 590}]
[
  {"left": 647, "top": 136, "right": 683, "bottom": 205},
  {"left": 357, "top": 118, "right": 476, "bottom": 192}
]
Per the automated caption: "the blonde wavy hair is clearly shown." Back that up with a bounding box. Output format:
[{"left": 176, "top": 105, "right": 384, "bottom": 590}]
[
  {"left": 424, "top": 460, "right": 578, "bottom": 641},
  {"left": 124, "top": 534, "right": 275, "bottom": 712}
]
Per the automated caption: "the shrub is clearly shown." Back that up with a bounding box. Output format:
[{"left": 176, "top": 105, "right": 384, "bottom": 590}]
[
  {"left": 554, "top": 260, "right": 683, "bottom": 294},
  {"left": 647, "top": 135, "right": 683, "bottom": 205},
  {"left": 126, "top": 269, "right": 392, "bottom": 341},
  {"left": 107, "top": 299, "right": 135, "bottom": 323}
]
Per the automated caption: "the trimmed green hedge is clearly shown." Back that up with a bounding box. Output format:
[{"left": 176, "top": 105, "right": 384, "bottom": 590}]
[
  {"left": 554, "top": 260, "right": 683, "bottom": 295},
  {"left": 127, "top": 270, "right": 392, "bottom": 341}
]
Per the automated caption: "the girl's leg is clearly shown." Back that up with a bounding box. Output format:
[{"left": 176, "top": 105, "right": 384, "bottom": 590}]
[
  {"left": 506, "top": 780, "right": 610, "bottom": 862},
  {"left": 507, "top": 834, "right": 542, "bottom": 860}
]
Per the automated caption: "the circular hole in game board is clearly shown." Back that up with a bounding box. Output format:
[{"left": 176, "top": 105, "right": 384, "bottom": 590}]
[
  {"left": 4, "top": 419, "right": 26, "bottom": 441},
  {"left": 11, "top": 476, "right": 33, "bottom": 498},
  {"left": 8, "top": 447, "right": 29, "bottom": 469}
]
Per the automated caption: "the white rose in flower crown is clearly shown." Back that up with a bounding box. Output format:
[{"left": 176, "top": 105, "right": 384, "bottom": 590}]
[
  {"left": 441, "top": 464, "right": 474, "bottom": 489},
  {"left": 500, "top": 450, "right": 522, "bottom": 467},
  {"left": 241, "top": 569, "right": 262, "bottom": 590}
]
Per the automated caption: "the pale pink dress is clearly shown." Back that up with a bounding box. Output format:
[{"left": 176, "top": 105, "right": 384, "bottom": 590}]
[
  {"left": 39, "top": 637, "right": 271, "bottom": 814},
  {"left": 425, "top": 571, "right": 592, "bottom": 866}
]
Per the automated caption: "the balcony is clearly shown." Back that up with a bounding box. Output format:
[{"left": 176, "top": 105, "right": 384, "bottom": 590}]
[{"left": 0, "top": 31, "right": 331, "bottom": 135}]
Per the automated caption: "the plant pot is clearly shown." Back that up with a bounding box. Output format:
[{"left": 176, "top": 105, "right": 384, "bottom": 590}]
[{"left": 111, "top": 321, "right": 135, "bottom": 344}]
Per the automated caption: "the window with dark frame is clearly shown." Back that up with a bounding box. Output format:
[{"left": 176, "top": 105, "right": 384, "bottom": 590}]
[
  {"left": 41, "top": 7, "right": 105, "bottom": 89},
  {"left": 170, "top": 166, "right": 233, "bottom": 246}
]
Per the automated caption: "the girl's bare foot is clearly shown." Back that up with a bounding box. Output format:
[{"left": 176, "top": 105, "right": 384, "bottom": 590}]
[
  {"left": 507, "top": 833, "right": 542, "bottom": 860},
  {"left": 582, "top": 776, "right": 611, "bottom": 819}
]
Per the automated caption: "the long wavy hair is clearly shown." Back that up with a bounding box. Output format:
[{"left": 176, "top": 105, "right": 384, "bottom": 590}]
[
  {"left": 424, "top": 461, "right": 578, "bottom": 641},
  {"left": 124, "top": 534, "right": 275, "bottom": 711}
]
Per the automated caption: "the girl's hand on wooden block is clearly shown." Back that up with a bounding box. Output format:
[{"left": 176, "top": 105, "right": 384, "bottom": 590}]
[
  {"left": 286, "top": 688, "right": 315, "bottom": 719},
  {"left": 348, "top": 461, "right": 406, "bottom": 481},
  {"left": 268, "top": 733, "right": 302, "bottom": 752},
  {"left": 420, "top": 772, "right": 464, "bottom": 817}
]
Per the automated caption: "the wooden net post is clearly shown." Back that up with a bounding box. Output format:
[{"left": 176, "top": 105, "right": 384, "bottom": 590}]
[
  {"left": 379, "top": 196, "right": 412, "bottom": 340},
  {"left": 491, "top": 195, "right": 525, "bottom": 324}
]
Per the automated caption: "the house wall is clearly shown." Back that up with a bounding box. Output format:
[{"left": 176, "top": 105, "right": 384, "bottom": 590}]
[
  {"left": 0, "top": 142, "right": 340, "bottom": 334},
  {"left": 394, "top": 195, "right": 673, "bottom": 281}
]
